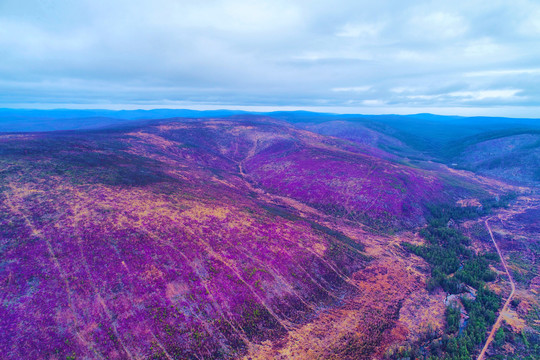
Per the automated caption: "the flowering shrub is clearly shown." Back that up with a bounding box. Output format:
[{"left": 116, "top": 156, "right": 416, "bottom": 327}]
[{"left": 0, "top": 118, "right": 471, "bottom": 359}]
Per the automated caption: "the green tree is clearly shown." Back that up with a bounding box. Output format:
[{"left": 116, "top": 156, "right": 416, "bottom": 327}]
[
  {"left": 447, "top": 337, "right": 458, "bottom": 354},
  {"left": 494, "top": 327, "right": 505, "bottom": 347},
  {"left": 445, "top": 306, "right": 460, "bottom": 334}
]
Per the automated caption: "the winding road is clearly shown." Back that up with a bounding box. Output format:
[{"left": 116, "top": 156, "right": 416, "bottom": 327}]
[{"left": 477, "top": 218, "right": 516, "bottom": 360}]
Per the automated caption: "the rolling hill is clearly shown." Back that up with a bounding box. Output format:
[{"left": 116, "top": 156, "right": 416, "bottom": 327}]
[{"left": 0, "top": 113, "right": 537, "bottom": 359}]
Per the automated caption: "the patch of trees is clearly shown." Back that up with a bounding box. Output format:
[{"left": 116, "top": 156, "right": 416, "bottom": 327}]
[
  {"left": 446, "top": 286, "right": 501, "bottom": 358},
  {"left": 401, "top": 201, "right": 506, "bottom": 359},
  {"left": 445, "top": 306, "right": 460, "bottom": 334},
  {"left": 455, "top": 256, "right": 496, "bottom": 289}
]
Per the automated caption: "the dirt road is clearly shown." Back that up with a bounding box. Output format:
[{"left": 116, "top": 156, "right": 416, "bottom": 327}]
[{"left": 477, "top": 218, "right": 516, "bottom": 360}]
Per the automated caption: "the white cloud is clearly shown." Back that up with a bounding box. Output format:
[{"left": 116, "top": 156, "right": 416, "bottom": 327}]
[
  {"left": 390, "top": 87, "right": 419, "bottom": 94},
  {"left": 394, "top": 50, "right": 431, "bottom": 62},
  {"left": 448, "top": 89, "right": 522, "bottom": 101},
  {"left": 0, "top": 19, "right": 93, "bottom": 56},
  {"left": 331, "top": 86, "right": 371, "bottom": 92},
  {"left": 518, "top": 5, "right": 540, "bottom": 36},
  {"left": 462, "top": 38, "right": 503, "bottom": 58},
  {"left": 409, "top": 11, "right": 468, "bottom": 40},
  {"left": 406, "top": 95, "right": 440, "bottom": 100},
  {"left": 465, "top": 68, "right": 540, "bottom": 77},
  {"left": 395, "top": 89, "right": 524, "bottom": 104},
  {"left": 293, "top": 50, "right": 373, "bottom": 62},
  {"left": 0, "top": 0, "right": 539, "bottom": 115},
  {"left": 336, "top": 22, "right": 384, "bottom": 38},
  {"left": 362, "top": 99, "right": 386, "bottom": 106},
  {"left": 177, "top": 0, "right": 304, "bottom": 34}
]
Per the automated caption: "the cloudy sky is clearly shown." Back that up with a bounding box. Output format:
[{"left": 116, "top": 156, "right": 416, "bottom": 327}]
[{"left": 1, "top": 0, "right": 540, "bottom": 116}]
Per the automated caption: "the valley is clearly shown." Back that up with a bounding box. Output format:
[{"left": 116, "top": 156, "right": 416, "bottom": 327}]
[{"left": 0, "top": 113, "right": 538, "bottom": 359}]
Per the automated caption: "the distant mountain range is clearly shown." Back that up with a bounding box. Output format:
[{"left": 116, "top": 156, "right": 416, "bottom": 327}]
[{"left": 2, "top": 108, "right": 537, "bottom": 185}]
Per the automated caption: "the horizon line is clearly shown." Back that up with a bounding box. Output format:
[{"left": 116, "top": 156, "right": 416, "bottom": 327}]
[{"left": 1, "top": 104, "right": 540, "bottom": 119}]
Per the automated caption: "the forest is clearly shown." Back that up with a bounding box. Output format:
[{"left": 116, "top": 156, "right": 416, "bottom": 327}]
[{"left": 400, "top": 201, "right": 505, "bottom": 359}]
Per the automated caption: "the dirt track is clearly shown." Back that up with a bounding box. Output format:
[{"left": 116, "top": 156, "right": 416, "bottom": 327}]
[{"left": 477, "top": 218, "right": 516, "bottom": 360}]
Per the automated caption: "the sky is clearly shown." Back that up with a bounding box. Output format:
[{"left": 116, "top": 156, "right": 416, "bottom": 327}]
[{"left": 1, "top": 0, "right": 540, "bottom": 116}]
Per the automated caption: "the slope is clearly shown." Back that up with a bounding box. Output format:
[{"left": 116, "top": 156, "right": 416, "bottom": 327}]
[{"left": 0, "top": 116, "right": 502, "bottom": 359}]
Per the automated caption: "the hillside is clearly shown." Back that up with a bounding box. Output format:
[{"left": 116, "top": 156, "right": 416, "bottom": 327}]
[
  {"left": 288, "top": 114, "right": 540, "bottom": 186},
  {"left": 451, "top": 130, "right": 540, "bottom": 186},
  {"left": 0, "top": 116, "right": 510, "bottom": 359}
]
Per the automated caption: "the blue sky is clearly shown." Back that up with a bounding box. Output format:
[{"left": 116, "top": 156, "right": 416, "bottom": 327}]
[{"left": 1, "top": 0, "right": 540, "bottom": 116}]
